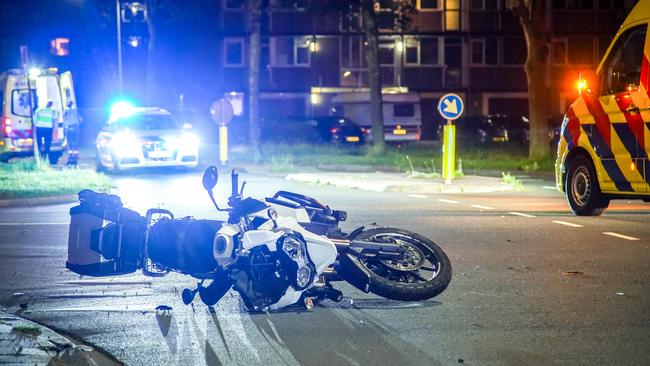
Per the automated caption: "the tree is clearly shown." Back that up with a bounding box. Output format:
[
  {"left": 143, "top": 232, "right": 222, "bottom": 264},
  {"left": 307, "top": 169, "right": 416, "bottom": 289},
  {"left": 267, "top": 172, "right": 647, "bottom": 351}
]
[{"left": 506, "top": 0, "right": 551, "bottom": 160}]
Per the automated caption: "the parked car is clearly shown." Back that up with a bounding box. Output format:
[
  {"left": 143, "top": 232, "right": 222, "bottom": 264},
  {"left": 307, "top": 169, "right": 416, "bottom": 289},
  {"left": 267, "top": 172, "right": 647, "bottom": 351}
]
[
  {"left": 260, "top": 116, "right": 366, "bottom": 144},
  {"left": 437, "top": 115, "right": 509, "bottom": 145},
  {"left": 95, "top": 106, "right": 199, "bottom": 173},
  {"left": 489, "top": 114, "right": 530, "bottom": 146}
]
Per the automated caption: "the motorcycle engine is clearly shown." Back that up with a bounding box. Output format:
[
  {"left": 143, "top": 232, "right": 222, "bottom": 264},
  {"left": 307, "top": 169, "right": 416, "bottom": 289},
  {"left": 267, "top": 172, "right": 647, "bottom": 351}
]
[{"left": 230, "top": 233, "right": 316, "bottom": 310}]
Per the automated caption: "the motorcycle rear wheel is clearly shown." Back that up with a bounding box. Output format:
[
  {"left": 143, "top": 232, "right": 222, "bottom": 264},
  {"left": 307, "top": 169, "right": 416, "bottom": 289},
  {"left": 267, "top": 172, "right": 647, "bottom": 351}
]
[{"left": 353, "top": 228, "right": 452, "bottom": 301}]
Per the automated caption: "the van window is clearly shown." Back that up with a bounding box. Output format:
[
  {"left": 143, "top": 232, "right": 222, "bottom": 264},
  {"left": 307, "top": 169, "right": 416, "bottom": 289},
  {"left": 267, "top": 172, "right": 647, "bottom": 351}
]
[
  {"left": 394, "top": 104, "right": 415, "bottom": 117},
  {"left": 11, "top": 89, "right": 37, "bottom": 117},
  {"left": 599, "top": 25, "right": 647, "bottom": 95}
]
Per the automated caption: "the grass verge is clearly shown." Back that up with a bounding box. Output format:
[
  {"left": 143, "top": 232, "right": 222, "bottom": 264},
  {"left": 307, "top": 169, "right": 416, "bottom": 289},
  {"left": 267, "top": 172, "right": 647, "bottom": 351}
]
[
  {"left": 0, "top": 161, "right": 114, "bottom": 200},
  {"left": 231, "top": 143, "right": 556, "bottom": 174}
]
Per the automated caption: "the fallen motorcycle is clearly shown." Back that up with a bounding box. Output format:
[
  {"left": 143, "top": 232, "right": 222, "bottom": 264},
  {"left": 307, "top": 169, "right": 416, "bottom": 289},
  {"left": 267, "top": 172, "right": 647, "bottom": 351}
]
[{"left": 66, "top": 167, "right": 452, "bottom": 311}]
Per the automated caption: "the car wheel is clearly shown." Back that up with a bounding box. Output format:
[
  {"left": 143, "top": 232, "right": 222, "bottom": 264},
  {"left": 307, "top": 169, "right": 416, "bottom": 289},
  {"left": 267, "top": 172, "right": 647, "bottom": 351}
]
[{"left": 565, "top": 154, "right": 609, "bottom": 216}]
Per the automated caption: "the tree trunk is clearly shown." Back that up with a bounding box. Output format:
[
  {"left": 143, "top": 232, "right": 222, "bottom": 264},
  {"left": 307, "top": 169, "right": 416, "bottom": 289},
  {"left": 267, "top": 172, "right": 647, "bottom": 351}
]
[
  {"left": 522, "top": 29, "right": 550, "bottom": 160},
  {"left": 362, "top": 0, "right": 385, "bottom": 155},
  {"left": 247, "top": 0, "right": 262, "bottom": 161}
]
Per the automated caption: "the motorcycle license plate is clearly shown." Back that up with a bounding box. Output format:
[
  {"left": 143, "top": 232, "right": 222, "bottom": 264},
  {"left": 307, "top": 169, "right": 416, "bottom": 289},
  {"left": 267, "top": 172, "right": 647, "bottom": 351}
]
[
  {"left": 346, "top": 136, "right": 360, "bottom": 142},
  {"left": 393, "top": 128, "right": 407, "bottom": 135}
]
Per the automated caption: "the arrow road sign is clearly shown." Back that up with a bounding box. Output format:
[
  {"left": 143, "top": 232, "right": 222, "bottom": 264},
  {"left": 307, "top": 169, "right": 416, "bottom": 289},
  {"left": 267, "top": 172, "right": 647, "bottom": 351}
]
[{"left": 437, "top": 93, "right": 464, "bottom": 121}]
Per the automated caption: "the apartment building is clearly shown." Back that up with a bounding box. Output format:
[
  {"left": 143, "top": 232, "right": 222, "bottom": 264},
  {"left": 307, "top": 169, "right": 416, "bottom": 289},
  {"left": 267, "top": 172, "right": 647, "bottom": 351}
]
[{"left": 216, "top": 0, "right": 632, "bottom": 138}]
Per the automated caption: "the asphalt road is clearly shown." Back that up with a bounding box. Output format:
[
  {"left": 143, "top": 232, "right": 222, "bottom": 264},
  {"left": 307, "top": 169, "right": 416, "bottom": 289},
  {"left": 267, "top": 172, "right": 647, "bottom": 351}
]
[{"left": 0, "top": 170, "right": 648, "bottom": 365}]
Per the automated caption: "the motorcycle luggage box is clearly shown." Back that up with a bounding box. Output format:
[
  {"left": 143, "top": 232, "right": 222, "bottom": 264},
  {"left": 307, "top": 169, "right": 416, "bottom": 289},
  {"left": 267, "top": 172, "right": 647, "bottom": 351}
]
[{"left": 66, "top": 192, "right": 143, "bottom": 276}]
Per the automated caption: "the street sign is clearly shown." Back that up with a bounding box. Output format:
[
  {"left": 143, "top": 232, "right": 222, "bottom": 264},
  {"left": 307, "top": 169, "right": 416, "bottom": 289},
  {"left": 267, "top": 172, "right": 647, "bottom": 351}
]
[
  {"left": 209, "top": 99, "right": 234, "bottom": 126},
  {"left": 437, "top": 93, "right": 464, "bottom": 121}
]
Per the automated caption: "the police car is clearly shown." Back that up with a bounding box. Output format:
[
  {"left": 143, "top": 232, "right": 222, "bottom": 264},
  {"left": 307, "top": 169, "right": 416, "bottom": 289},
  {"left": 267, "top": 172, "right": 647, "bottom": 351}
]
[
  {"left": 95, "top": 104, "right": 199, "bottom": 173},
  {"left": 556, "top": 0, "right": 650, "bottom": 215}
]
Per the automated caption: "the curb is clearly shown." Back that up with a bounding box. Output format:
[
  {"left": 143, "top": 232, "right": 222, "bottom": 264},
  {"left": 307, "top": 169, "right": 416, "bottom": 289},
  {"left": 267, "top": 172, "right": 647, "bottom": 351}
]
[
  {"left": 0, "top": 194, "right": 77, "bottom": 208},
  {"left": 0, "top": 310, "right": 117, "bottom": 365}
]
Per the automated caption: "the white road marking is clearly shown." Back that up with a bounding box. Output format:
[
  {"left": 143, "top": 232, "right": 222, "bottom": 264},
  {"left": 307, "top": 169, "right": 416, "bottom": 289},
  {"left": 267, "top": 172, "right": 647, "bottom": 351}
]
[
  {"left": 509, "top": 212, "right": 536, "bottom": 218},
  {"left": 408, "top": 194, "right": 428, "bottom": 199},
  {"left": 471, "top": 204, "right": 495, "bottom": 210},
  {"left": 603, "top": 232, "right": 640, "bottom": 241},
  {"left": 0, "top": 222, "right": 68, "bottom": 226},
  {"left": 542, "top": 186, "right": 557, "bottom": 190},
  {"left": 437, "top": 199, "right": 459, "bottom": 204},
  {"left": 552, "top": 220, "right": 584, "bottom": 228}
]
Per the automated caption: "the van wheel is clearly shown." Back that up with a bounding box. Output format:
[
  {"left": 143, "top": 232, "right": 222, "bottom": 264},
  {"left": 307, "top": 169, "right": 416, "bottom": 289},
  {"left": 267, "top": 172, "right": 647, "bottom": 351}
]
[{"left": 565, "top": 154, "right": 609, "bottom": 216}]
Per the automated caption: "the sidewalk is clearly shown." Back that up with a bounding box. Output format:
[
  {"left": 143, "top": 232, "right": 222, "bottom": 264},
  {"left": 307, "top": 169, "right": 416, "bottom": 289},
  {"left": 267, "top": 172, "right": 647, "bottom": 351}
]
[
  {"left": 0, "top": 310, "right": 112, "bottom": 365},
  {"left": 286, "top": 171, "right": 519, "bottom": 194}
]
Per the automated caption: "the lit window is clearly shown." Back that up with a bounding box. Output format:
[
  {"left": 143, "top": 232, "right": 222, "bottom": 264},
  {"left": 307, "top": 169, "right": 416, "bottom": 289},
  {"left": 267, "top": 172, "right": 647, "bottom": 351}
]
[
  {"left": 122, "top": 2, "right": 147, "bottom": 22},
  {"left": 224, "top": 38, "right": 244, "bottom": 66},
  {"left": 445, "top": 0, "right": 460, "bottom": 31},
  {"left": 50, "top": 38, "right": 70, "bottom": 56}
]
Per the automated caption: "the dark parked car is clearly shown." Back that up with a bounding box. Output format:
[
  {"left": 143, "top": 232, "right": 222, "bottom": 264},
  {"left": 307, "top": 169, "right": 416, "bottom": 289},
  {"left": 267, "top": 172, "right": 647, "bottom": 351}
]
[
  {"left": 260, "top": 116, "right": 366, "bottom": 144},
  {"left": 489, "top": 114, "right": 530, "bottom": 146},
  {"left": 437, "top": 115, "right": 509, "bottom": 145}
]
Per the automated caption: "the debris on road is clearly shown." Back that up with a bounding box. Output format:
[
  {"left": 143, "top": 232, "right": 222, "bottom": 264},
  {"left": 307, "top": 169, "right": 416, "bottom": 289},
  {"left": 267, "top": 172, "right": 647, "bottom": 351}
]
[{"left": 562, "top": 271, "right": 584, "bottom": 276}]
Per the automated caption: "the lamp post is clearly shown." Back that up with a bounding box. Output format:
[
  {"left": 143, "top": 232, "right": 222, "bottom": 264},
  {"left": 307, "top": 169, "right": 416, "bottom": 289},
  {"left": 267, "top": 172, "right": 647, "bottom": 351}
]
[{"left": 116, "top": 0, "right": 123, "bottom": 93}]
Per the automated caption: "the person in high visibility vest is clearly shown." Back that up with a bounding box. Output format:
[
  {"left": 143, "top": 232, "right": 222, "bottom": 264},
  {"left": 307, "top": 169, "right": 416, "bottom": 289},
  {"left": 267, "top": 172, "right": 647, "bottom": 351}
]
[
  {"left": 34, "top": 100, "right": 58, "bottom": 163},
  {"left": 63, "top": 101, "right": 82, "bottom": 166}
]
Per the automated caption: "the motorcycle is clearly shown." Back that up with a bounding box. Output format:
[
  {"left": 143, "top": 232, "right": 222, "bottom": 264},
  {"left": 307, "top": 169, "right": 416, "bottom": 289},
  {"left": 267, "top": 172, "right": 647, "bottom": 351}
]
[{"left": 66, "top": 167, "right": 452, "bottom": 311}]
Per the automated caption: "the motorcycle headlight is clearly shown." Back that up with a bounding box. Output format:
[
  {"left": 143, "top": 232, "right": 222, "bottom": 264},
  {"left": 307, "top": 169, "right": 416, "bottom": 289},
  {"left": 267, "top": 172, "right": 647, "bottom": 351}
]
[{"left": 277, "top": 234, "right": 315, "bottom": 290}]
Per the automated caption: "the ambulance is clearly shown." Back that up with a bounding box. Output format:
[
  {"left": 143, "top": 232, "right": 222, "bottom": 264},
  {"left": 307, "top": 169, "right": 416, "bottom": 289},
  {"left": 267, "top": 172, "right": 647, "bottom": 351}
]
[
  {"left": 556, "top": 0, "right": 650, "bottom": 215},
  {"left": 0, "top": 68, "right": 75, "bottom": 163}
]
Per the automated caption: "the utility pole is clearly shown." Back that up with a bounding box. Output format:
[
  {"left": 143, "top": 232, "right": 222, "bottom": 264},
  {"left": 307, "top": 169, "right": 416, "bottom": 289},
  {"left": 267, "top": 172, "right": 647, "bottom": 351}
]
[{"left": 116, "top": 0, "right": 123, "bottom": 93}]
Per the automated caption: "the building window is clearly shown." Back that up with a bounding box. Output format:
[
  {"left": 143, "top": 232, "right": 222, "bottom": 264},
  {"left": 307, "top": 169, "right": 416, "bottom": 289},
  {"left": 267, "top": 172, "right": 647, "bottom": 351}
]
[
  {"left": 553, "top": 39, "right": 568, "bottom": 65},
  {"left": 470, "top": 37, "right": 497, "bottom": 65},
  {"left": 502, "top": 37, "right": 526, "bottom": 65},
  {"left": 224, "top": 38, "right": 244, "bottom": 66},
  {"left": 404, "top": 38, "right": 420, "bottom": 65},
  {"left": 553, "top": 0, "right": 594, "bottom": 9},
  {"left": 445, "top": 0, "right": 461, "bottom": 31},
  {"left": 598, "top": 37, "right": 611, "bottom": 59},
  {"left": 420, "top": 37, "right": 440, "bottom": 65},
  {"left": 272, "top": 37, "right": 311, "bottom": 66},
  {"left": 470, "top": 0, "right": 499, "bottom": 10},
  {"left": 379, "top": 43, "right": 395, "bottom": 66},
  {"left": 418, "top": 0, "right": 440, "bottom": 10},
  {"left": 568, "top": 37, "right": 594, "bottom": 65},
  {"left": 50, "top": 38, "right": 70, "bottom": 56},
  {"left": 223, "top": 0, "right": 244, "bottom": 10}
]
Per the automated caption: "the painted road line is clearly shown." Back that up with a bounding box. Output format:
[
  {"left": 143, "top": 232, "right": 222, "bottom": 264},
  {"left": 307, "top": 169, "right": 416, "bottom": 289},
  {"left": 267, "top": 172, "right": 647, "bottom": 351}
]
[
  {"left": 471, "top": 205, "right": 495, "bottom": 210},
  {"left": 408, "top": 194, "right": 428, "bottom": 199},
  {"left": 0, "top": 222, "right": 68, "bottom": 226},
  {"left": 437, "top": 199, "right": 459, "bottom": 204},
  {"left": 509, "top": 212, "right": 536, "bottom": 218},
  {"left": 542, "top": 186, "right": 557, "bottom": 190},
  {"left": 552, "top": 220, "right": 584, "bottom": 228},
  {"left": 603, "top": 232, "right": 640, "bottom": 241}
]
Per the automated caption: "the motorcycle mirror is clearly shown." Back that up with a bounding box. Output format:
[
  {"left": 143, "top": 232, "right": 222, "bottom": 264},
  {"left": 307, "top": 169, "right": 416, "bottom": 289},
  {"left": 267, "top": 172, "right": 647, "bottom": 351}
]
[{"left": 202, "top": 166, "right": 219, "bottom": 191}]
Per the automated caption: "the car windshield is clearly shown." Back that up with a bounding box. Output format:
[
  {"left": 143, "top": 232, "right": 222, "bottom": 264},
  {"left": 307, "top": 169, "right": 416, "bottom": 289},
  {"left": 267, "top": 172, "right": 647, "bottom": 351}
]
[{"left": 115, "top": 114, "right": 178, "bottom": 130}]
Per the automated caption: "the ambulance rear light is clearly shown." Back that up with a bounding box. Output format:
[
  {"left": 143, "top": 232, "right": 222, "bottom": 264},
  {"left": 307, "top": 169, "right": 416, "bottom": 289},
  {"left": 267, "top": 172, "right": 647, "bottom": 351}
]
[{"left": 2, "top": 117, "right": 11, "bottom": 135}]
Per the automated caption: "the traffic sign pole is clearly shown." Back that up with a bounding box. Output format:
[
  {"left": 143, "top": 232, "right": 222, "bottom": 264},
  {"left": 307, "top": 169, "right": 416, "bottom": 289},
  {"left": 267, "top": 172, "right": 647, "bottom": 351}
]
[
  {"left": 437, "top": 93, "right": 464, "bottom": 184},
  {"left": 219, "top": 124, "right": 228, "bottom": 166},
  {"left": 210, "top": 98, "right": 234, "bottom": 166}
]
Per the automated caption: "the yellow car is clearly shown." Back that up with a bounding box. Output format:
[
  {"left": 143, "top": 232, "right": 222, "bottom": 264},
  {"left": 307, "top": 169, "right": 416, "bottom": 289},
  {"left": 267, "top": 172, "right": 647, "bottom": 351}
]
[{"left": 556, "top": 0, "right": 650, "bottom": 215}]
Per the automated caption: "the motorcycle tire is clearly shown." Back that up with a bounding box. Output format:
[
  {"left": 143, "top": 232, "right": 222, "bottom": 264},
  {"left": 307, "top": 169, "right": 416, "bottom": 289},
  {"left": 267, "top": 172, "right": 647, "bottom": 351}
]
[{"left": 352, "top": 228, "right": 452, "bottom": 301}]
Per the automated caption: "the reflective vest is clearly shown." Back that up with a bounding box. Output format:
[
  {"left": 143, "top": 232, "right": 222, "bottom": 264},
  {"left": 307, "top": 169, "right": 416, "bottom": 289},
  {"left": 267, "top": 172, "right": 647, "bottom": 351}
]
[{"left": 35, "top": 107, "right": 57, "bottom": 128}]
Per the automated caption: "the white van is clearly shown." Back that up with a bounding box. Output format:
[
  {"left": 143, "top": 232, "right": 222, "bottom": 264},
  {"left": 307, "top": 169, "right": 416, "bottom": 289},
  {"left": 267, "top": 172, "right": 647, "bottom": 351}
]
[
  {"left": 331, "top": 92, "right": 422, "bottom": 142},
  {"left": 0, "top": 68, "right": 76, "bottom": 163}
]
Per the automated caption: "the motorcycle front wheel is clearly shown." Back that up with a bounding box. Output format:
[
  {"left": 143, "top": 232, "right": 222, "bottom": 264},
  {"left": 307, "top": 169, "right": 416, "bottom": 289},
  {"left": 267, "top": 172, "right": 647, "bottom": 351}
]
[{"left": 353, "top": 228, "right": 452, "bottom": 301}]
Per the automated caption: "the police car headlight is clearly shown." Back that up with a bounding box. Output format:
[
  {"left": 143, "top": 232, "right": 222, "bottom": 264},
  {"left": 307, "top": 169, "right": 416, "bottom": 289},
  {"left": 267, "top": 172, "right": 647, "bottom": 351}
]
[
  {"left": 112, "top": 131, "right": 140, "bottom": 156},
  {"left": 179, "top": 133, "right": 199, "bottom": 151}
]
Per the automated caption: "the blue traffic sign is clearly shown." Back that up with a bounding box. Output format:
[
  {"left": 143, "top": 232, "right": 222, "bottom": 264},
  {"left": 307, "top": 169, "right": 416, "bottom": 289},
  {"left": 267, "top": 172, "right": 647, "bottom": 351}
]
[{"left": 437, "top": 93, "right": 464, "bottom": 121}]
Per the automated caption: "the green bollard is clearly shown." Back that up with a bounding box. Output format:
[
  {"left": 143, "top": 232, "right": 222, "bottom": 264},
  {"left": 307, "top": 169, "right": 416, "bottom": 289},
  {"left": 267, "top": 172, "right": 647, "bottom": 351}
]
[{"left": 442, "top": 123, "right": 456, "bottom": 184}]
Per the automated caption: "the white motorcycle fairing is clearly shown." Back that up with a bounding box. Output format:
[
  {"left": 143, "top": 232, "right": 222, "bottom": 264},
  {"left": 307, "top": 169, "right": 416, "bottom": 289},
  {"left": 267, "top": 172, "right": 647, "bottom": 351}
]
[{"left": 243, "top": 213, "right": 337, "bottom": 310}]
